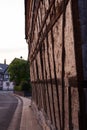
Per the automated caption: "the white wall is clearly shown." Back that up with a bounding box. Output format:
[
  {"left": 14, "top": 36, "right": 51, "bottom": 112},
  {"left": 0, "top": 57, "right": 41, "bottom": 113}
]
[{"left": 3, "top": 81, "right": 14, "bottom": 91}]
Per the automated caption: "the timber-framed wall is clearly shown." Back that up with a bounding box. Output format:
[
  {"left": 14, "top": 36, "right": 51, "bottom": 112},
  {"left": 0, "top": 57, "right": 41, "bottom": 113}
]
[{"left": 25, "top": 0, "right": 86, "bottom": 130}]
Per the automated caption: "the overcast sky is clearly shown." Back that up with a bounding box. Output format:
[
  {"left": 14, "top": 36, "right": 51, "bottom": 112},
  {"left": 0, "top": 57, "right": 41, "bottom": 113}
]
[{"left": 0, "top": 0, "right": 28, "bottom": 64}]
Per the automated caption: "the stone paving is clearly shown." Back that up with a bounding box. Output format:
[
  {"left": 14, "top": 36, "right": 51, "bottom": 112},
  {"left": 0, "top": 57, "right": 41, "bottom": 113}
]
[{"left": 19, "top": 96, "right": 42, "bottom": 130}]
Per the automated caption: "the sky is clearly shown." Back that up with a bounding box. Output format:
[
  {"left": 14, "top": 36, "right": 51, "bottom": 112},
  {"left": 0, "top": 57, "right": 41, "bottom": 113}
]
[{"left": 0, "top": 0, "right": 28, "bottom": 64}]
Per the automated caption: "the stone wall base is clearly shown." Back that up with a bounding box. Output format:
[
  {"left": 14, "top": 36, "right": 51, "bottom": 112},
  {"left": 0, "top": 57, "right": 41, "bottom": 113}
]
[{"left": 31, "top": 101, "right": 56, "bottom": 130}]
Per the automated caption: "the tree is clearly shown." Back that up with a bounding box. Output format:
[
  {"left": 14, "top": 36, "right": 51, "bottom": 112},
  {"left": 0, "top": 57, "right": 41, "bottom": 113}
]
[{"left": 8, "top": 58, "right": 30, "bottom": 86}]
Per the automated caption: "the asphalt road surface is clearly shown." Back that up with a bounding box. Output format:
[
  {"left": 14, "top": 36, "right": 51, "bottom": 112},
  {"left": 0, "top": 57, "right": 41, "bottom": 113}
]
[{"left": 0, "top": 91, "right": 18, "bottom": 130}]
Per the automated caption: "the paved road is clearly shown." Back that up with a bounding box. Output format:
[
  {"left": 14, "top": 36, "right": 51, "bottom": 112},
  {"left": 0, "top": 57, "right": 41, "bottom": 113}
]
[{"left": 0, "top": 92, "right": 18, "bottom": 130}]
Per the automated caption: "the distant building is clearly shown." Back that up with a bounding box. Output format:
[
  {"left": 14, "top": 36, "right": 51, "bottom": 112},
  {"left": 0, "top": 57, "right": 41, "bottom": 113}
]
[{"left": 0, "top": 63, "right": 14, "bottom": 90}]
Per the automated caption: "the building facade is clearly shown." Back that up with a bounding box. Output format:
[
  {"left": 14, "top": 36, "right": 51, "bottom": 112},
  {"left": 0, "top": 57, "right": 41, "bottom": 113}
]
[
  {"left": 25, "top": 0, "right": 87, "bottom": 130},
  {"left": 0, "top": 63, "right": 14, "bottom": 91}
]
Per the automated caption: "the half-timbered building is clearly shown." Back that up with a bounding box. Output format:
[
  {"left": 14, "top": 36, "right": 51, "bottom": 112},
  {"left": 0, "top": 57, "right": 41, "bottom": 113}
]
[{"left": 25, "top": 0, "right": 87, "bottom": 130}]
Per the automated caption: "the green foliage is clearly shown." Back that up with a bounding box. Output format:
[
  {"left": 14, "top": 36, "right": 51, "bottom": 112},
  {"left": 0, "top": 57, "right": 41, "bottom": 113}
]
[
  {"left": 8, "top": 58, "right": 32, "bottom": 93},
  {"left": 14, "top": 85, "right": 22, "bottom": 91},
  {"left": 21, "top": 81, "right": 29, "bottom": 90},
  {"left": 8, "top": 58, "right": 30, "bottom": 86},
  {"left": 21, "top": 80, "right": 32, "bottom": 93}
]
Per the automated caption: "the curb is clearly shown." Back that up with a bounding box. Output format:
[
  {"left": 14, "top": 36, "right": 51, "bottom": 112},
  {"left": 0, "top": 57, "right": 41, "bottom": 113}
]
[
  {"left": 8, "top": 95, "right": 23, "bottom": 130},
  {"left": 18, "top": 96, "right": 42, "bottom": 130},
  {"left": 10, "top": 94, "right": 42, "bottom": 130}
]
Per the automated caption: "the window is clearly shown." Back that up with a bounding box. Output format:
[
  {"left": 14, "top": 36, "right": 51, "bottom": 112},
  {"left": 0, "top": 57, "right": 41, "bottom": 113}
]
[{"left": 6, "top": 82, "right": 10, "bottom": 86}]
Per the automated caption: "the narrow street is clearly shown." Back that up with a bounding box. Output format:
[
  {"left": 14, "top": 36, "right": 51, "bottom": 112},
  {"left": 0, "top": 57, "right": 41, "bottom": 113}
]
[
  {"left": 0, "top": 92, "right": 21, "bottom": 130},
  {"left": 0, "top": 91, "right": 42, "bottom": 130}
]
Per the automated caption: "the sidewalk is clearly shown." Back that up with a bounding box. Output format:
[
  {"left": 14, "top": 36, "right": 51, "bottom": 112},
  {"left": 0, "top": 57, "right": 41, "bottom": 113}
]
[{"left": 19, "top": 96, "right": 42, "bottom": 130}]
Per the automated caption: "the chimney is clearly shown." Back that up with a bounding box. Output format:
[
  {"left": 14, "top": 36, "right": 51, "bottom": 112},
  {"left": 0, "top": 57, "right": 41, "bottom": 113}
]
[{"left": 4, "top": 59, "right": 6, "bottom": 64}]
